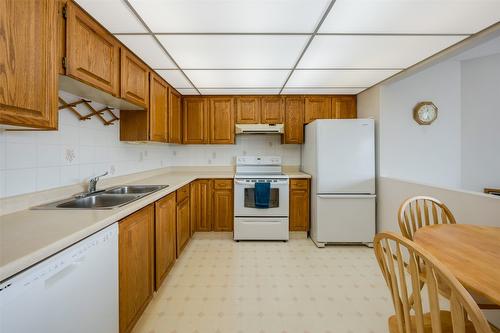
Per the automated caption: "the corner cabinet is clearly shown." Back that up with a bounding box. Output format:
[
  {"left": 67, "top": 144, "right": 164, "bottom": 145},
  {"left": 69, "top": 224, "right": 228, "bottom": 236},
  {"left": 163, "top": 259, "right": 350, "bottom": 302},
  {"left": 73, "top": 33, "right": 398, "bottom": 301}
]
[
  {"left": 289, "top": 179, "right": 310, "bottom": 231},
  {"left": 120, "top": 48, "right": 149, "bottom": 108},
  {"left": 65, "top": 0, "right": 120, "bottom": 96},
  {"left": 149, "top": 73, "right": 168, "bottom": 142},
  {"left": 209, "top": 97, "right": 235, "bottom": 144},
  {"left": 119, "top": 205, "right": 154, "bottom": 333},
  {"left": 168, "top": 89, "right": 182, "bottom": 143},
  {"left": 155, "top": 193, "right": 177, "bottom": 290},
  {"left": 183, "top": 97, "right": 208, "bottom": 144},
  {"left": 0, "top": 0, "right": 58, "bottom": 129}
]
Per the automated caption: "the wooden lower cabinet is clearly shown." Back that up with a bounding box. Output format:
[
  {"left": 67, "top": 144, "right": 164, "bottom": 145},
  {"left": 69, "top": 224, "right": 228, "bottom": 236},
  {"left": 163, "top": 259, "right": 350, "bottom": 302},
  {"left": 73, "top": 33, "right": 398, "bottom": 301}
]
[
  {"left": 289, "top": 179, "right": 310, "bottom": 231},
  {"left": 119, "top": 205, "right": 154, "bottom": 333},
  {"left": 176, "top": 185, "right": 191, "bottom": 256},
  {"left": 213, "top": 180, "right": 234, "bottom": 231},
  {"left": 154, "top": 193, "right": 177, "bottom": 290},
  {"left": 190, "top": 180, "right": 213, "bottom": 232}
]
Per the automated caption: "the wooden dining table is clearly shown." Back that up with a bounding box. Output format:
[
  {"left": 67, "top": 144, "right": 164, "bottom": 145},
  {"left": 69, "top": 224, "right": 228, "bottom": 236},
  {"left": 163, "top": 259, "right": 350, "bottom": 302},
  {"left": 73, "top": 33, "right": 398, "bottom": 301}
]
[{"left": 414, "top": 224, "right": 500, "bottom": 306}]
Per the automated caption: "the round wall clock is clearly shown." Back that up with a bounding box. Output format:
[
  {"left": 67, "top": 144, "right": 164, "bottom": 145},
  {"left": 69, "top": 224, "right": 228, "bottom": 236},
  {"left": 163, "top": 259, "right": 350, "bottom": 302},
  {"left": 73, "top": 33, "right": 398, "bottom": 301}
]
[{"left": 413, "top": 102, "right": 438, "bottom": 125}]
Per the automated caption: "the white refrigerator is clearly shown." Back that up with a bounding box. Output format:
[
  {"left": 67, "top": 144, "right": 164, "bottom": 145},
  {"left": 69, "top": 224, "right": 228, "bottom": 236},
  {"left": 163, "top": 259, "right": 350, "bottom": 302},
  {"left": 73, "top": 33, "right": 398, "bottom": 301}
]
[{"left": 301, "top": 119, "right": 375, "bottom": 247}]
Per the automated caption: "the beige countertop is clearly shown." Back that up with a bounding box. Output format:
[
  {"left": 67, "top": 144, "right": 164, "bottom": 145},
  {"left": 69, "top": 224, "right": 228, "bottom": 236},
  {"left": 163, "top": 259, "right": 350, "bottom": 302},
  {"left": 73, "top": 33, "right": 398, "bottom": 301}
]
[{"left": 0, "top": 168, "right": 310, "bottom": 282}]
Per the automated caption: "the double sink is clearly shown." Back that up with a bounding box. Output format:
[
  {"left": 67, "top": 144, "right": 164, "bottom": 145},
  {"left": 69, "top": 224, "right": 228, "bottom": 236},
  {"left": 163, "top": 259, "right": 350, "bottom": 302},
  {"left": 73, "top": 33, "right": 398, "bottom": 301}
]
[{"left": 32, "top": 185, "right": 168, "bottom": 210}]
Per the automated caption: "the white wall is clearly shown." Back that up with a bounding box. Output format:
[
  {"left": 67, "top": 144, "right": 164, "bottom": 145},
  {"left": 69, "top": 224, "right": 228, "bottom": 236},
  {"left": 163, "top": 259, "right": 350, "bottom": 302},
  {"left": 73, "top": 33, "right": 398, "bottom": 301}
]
[
  {"left": 379, "top": 60, "right": 462, "bottom": 188},
  {"left": 461, "top": 53, "right": 500, "bottom": 192}
]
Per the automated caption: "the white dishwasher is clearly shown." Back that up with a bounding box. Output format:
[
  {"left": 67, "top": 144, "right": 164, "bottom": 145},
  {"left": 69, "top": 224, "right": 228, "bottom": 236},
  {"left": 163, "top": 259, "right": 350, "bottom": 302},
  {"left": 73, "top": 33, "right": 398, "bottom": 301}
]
[{"left": 0, "top": 223, "right": 118, "bottom": 333}]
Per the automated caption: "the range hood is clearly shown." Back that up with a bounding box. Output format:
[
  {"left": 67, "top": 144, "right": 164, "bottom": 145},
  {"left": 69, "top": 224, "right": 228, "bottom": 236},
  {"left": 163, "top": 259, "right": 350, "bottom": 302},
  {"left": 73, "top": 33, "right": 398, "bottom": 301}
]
[{"left": 235, "top": 123, "right": 284, "bottom": 134}]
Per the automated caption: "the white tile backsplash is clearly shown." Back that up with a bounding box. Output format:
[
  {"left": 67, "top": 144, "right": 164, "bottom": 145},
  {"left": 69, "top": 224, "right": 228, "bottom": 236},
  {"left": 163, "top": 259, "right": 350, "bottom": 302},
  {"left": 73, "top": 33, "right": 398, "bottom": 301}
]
[{"left": 0, "top": 91, "right": 301, "bottom": 198}]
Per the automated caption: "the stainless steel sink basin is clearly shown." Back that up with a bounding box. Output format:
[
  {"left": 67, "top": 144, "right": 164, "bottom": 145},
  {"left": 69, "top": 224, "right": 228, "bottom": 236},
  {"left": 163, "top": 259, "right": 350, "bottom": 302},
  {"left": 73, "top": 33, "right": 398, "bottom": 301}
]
[
  {"left": 104, "top": 185, "right": 167, "bottom": 195},
  {"left": 31, "top": 185, "right": 169, "bottom": 210}
]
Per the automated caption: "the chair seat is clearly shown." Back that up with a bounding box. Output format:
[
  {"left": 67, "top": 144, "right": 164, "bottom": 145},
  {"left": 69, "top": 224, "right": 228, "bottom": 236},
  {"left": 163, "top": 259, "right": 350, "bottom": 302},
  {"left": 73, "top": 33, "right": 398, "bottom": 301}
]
[{"left": 388, "top": 310, "right": 476, "bottom": 333}]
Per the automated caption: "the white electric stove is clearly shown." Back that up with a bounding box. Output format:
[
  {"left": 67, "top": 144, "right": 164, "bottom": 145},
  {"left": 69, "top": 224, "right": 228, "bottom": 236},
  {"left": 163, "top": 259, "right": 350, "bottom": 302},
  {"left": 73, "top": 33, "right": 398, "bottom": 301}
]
[{"left": 233, "top": 156, "right": 289, "bottom": 241}]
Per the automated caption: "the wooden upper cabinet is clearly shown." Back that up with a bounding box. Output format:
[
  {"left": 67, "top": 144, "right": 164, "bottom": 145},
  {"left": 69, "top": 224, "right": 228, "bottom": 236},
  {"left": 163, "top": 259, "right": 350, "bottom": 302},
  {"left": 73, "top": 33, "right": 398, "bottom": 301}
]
[
  {"left": 261, "top": 96, "right": 284, "bottom": 124},
  {"left": 66, "top": 1, "right": 120, "bottom": 96},
  {"left": 283, "top": 97, "right": 305, "bottom": 144},
  {"left": 332, "top": 96, "right": 357, "bottom": 119},
  {"left": 183, "top": 97, "right": 208, "bottom": 144},
  {"left": 120, "top": 48, "right": 149, "bottom": 108},
  {"left": 209, "top": 97, "right": 235, "bottom": 144},
  {"left": 0, "top": 0, "right": 58, "bottom": 129},
  {"left": 236, "top": 97, "right": 260, "bottom": 124},
  {"left": 168, "top": 89, "right": 182, "bottom": 143},
  {"left": 119, "top": 205, "right": 154, "bottom": 333},
  {"left": 149, "top": 73, "right": 168, "bottom": 142},
  {"left": 304, "top": 96, "right": 332, "bottom": 123},
  {"left": 155, "top": 193, "right": 176, "bottom": 290}
]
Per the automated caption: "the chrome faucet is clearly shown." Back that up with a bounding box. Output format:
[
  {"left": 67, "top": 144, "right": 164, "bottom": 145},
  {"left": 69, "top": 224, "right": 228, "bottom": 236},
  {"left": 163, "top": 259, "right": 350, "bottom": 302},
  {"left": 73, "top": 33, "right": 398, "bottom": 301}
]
[{"left": 88, "top": 171, "right": 108, "bottom": 194}]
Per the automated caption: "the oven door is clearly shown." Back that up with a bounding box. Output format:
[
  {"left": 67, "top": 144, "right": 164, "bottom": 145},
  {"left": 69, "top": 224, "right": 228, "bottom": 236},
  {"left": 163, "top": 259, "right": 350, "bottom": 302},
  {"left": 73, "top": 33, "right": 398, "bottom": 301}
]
[{"left": 234, "top": 179, "right": 289, "bottom": 217}]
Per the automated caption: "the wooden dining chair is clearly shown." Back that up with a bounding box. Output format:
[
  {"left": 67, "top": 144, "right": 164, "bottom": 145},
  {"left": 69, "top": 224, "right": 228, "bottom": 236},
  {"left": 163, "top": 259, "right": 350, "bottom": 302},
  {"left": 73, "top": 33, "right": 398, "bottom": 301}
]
[
  {"left": 398, "top": 196, "right": 457, "bottom": 240},
  {"left": 374, "top": 232, "right": 494, "bottom": 333}
]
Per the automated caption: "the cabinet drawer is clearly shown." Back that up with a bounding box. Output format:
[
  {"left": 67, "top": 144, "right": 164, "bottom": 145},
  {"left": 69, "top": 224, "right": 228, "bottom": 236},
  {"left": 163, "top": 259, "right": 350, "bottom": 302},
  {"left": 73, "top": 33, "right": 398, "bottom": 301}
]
[
  {"left": 176, "top": 185, "right": 190, "bottom": 202},
  {"left": 213, "top": 179, "right": 233, "bottom": 190},
  {"left": 290, "top": 179, "right": 309, "bottom": 190}
]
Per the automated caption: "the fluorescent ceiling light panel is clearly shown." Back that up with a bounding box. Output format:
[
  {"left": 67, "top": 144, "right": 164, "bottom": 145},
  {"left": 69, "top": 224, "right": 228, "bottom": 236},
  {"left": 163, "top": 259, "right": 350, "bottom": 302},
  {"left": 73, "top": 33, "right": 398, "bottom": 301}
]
[
  {"left": 287, "top": 69, "right": 401, "bottom": 87},
  {"left": 184, "top": 70, "right": 290, "bottom": 88},
  {"left": 155, "top": 70, "right": 193, "bottom": 89},
  {"left": 116, "top": 35, "right": 176, "bottom": 69},
  {"left": 282, "top": 87, "right": 366, "bottom": 95},
  {"left": 199, "top": 88, "right": 282, "bottom": 95},
  {"left": 129, "top": 0, "right": 330, "bottom": 33},
  {"left": 157, "top": 35, "right": 309, "bottom": 69},
  {"left": 298, "top": 35, "right": 466, "bottom": 68},
  {"left": 320, "top": 0, "right": 500, "bottom": 34},
  {"left": 75, "top": 0, "right": 147, "bottom": 33}
]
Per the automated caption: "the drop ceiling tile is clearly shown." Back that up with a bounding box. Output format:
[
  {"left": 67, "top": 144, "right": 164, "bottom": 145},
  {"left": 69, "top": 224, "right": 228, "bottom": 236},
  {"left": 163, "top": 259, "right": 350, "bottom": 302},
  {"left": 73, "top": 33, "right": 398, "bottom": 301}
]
[
  {"left": 282, "top": 87, "right": 365, "bottom": 95},
  {"left": 75, "top": 0, "right": 146, "bottom": 33},
  {"left": 129, "top": 0, "right": 330, "bottom": 33},
  {"left": 287, "top": 69, "right": 400, "bottom": 87},
  {"left": 184, "top": 70, "right": 290, "bottom": 88},
  {"left": 199, "top": 88, "right": 281, "bottom": 95},
  {"left": 176, "top": 88, "right": 199, "bottom": 95},
  {"left": 116, "top": 35, "right": 176, "bottom": 69},
  {"left": 156, "top": 70, "right": 193, "bottom": 89},
  {"left": 298, "top": 35, "right": 466, "bottom": 68},
  {"left": 320, "top": 0, "right": 500, "bottom": 34},
  {"left": 157, "top": 35, "right": 308, "bottom": 69}
]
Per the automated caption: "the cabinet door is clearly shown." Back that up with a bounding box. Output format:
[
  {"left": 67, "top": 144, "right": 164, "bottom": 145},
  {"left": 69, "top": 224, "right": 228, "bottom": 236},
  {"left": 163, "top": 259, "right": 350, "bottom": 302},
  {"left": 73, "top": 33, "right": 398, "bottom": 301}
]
[
  {"left": 120, "top": 48, "right": 149, "bottom": 107},
  {"left": 209, "top": 97, "right": 235, "bottom": 144},
  {"left": 168, "top": 89, "right": 182, "bottom": 143},
  {"left": 149, "top": 73, "right": 168, "bottom": 142},
  {"left": 261, "top": 96, "right": 284, "bottom": 124},
  {"left": 183, "top": 97, "right": 208, "bottom": 144},
  {"left": 66, "top": 1, "right": 119, "bottom": 96},
  {"left": 176, "top": 197, "right": 191, "bottom": 256},
  {"left": 289, "top": 180, "right": 310, "bottom": 231},
  {"left": 191, "top": 180, "right": 213, "bottom": 232},
  {"left": 283, "top": 97, "right": 304, "bottom": 144},
  {"left": 155, "top": 193, "right": 176, "bottom": 290},
  {"left": 119, "top": 205, "right": 154, "bottom": 333},
  {"left": 304, "top": 96, "right": 331, "bottom": 123},
  {"left": 332, "top": 96, "right": 357, "bottom": 119},
  {"left": 213, "top": 180, "right": 234, "bottom": 231},
  {"left": 0, "top": 0, "right": 58, "bottom": 129},
  {"left": 236, "top": 97, "right": 260, "bottom": 124}
]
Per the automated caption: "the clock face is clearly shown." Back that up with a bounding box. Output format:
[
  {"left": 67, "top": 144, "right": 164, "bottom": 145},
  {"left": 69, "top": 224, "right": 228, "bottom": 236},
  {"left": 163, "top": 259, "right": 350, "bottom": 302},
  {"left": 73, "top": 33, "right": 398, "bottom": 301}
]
[{"left": 414, "top": 102, "right": 438, "bottom": 125}]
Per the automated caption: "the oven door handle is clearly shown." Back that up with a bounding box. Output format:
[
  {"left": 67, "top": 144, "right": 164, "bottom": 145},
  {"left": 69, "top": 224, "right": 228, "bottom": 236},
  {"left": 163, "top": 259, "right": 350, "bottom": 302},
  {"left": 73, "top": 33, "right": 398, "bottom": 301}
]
[{"left": 234, "top": 180, "right": 289, "bottom": 185}]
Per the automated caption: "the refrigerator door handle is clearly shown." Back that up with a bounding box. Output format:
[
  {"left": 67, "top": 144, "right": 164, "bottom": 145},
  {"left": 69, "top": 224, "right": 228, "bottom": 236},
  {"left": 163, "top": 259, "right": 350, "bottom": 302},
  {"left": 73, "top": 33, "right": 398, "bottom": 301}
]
[{"left": 317, "top": 194, "right": 376, "bottom": 199}]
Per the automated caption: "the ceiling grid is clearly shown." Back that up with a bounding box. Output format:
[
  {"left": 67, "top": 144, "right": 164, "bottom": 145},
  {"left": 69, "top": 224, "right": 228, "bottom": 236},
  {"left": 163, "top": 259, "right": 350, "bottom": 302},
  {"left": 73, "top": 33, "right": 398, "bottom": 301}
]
[{"left": 74, "top": 0, "right": 500, "bottom": 95}]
